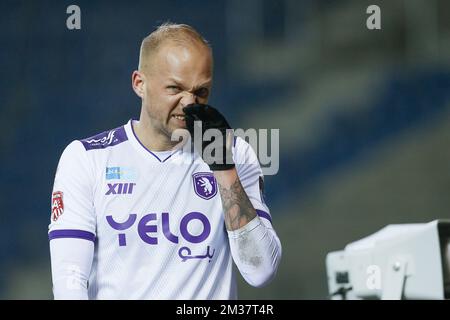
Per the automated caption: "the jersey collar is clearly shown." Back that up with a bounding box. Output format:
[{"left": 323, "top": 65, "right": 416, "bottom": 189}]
[{"left": 125, "top": 119, "right": 182, "bottom": 163}]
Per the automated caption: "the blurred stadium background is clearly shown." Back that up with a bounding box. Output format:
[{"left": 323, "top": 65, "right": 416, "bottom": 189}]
[{"left": 1, "top": 0, "right": 450, "bottom": 299}]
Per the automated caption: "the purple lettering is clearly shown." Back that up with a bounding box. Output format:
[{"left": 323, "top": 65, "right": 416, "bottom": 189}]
[
  {"left": 138, "top": 213, "right": 158, "bottom": 245},
  {"left": 107, "top": 212, "right": 211, "bottom": 246},
  {"left": 162, "top": 212, "right": 179, "bottom": 243},
  {"left": 180, "top": 212, "right": 211, "bottom": 244},
  {"left": 106, "top": 214, "right": 137, "bottom": 247},
  {"left": 106, "top": 183, "right": 118, "bottom": 195}
]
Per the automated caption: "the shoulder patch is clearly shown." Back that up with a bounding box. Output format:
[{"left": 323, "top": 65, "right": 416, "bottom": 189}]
[
  {"left": 51, "top": 191, "right": 64, "bottom": 221},
  {"left": 80, "top": 126, "right": 128, "bottom": 150}
]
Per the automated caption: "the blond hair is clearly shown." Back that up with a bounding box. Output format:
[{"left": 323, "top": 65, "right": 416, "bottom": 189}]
[{"left": 138, "top": 22, "right": 211, "bottom": 72}]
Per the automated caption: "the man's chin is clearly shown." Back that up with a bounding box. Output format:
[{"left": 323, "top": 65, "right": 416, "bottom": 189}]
[
  {"left": 169, "top": 125, "right": 190, "bottom": 142},
  {"left": 169, "top": 122, "right": 187, "bottom": 131}
]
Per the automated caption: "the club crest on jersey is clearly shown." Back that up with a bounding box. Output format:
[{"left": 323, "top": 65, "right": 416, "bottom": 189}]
[
  {"left": 51, "top": 191, "right": 64, "bottom": 221},
  {"left": 192, "top": 172, "right": 217, "bottom": 200}
]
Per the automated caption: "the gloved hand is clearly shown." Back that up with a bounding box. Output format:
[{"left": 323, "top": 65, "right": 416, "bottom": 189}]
[{"left": 183, "top": 104, "right": 235, "bottom": 171}]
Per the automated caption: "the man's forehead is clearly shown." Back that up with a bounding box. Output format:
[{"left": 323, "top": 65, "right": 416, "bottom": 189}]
[
  {"left": 158, "top": 42, "right": 211, "bottom": 65},
  {"left": 165, "top": 46, "right": 195, "bottom": 68},
  {"left": 151, "top": 42, "right": 212, "bottom": 79}
]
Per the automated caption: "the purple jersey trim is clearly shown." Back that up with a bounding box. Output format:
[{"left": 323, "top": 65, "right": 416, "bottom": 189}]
[
  {"left": 256, "top": 209, "right": 272, "bottom": 224},
  {"left": 80, "top": 126, "right": 128, "bottom": 151},
  {"left": 48, "top": 229, "right": 96, "bottom": 242}
]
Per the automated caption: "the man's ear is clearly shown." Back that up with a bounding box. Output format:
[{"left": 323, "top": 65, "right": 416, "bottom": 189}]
[{"left": 132, "top": 70, "right": 145, "bottom": 98}]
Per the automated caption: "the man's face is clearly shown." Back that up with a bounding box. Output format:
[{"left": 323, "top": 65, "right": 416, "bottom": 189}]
[{"left": 140, "top": 42, "right": 213, "bottom": 139}]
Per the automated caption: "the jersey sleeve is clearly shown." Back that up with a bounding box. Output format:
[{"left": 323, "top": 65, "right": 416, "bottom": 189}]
[
  {"left": 50, "top": 237, "right": 94, "bottom": 299},
  {"left": 228, "top": 137, "right": 282, "bottom": 287},
  {"left": 48, "top": 140, "right": 96, "bottom": 242}
]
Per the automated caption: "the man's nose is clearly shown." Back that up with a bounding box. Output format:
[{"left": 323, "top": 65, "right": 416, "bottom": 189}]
[{"left": 180, "top": 92, "right": 197, "bottom": 107}]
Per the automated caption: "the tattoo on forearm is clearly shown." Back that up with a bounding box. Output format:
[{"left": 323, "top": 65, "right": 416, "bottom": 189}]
[{"left": 218, "top": 178, "right": 256, "bottom": 231}]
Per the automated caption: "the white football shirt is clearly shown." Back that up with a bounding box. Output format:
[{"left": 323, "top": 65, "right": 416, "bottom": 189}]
[{"left": 49, "top": 119, "right": 280, "bottom": 299}]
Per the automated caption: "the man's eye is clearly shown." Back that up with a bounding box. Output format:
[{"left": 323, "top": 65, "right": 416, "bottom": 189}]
[
  {"left": 195, "top": 88, "right": 209, "bottom": 98},
  {"left": 167, "top": 86, "right": 181, "bottom": 93}
]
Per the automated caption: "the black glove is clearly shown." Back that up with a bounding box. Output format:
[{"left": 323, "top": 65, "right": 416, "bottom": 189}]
[{"left": 183, "top": 104, "right": 235, "bottom": 171}]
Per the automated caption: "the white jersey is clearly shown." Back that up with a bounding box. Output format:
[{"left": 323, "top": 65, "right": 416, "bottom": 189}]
[{"left": 48, "top": 119, "right": 280, "bottom": 300}]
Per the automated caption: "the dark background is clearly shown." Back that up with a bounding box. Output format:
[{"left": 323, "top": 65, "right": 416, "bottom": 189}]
[{"left": 1, "top": 0, "right": 450, "bottom": 299}]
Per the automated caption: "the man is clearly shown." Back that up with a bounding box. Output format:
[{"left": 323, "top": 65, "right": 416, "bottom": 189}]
[{"left": 49, "top": 23, "right": 282, "bottom": 299}]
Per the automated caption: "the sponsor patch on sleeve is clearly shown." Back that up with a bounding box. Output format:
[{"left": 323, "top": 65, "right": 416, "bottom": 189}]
[
  {"left": 51, "top": 191, "right": 64, "bottom": 221},
  {"left": 80, "top": 126, "right": 128, "bottom": 150}
]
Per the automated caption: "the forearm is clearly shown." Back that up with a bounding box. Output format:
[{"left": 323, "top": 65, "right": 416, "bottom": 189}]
[
  {"left": 227, "top": 215, "right": 282, "bottom": 287},
  {"left": 214, "top": 168, "right": 257, "bottom": 231},
  {"left": 215, "top": 168, "right": 282, "bottom": 287}
]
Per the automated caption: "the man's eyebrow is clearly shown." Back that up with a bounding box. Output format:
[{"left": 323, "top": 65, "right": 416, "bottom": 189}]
[
  {"left": 192, "top": 81, "right": 212, "bottom": 91},
  {"left": 196, "top": 81, "right": 212, "bottom": 88},
  {"left": 166, "top": 78, "right": 184, "bottom": 87},
  {"left": 166, "top": 78, "right": 212, "bottom": 90}
]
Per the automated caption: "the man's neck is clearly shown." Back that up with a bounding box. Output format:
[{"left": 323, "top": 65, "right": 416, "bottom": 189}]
[{"left": 133, "top": 119, "right": 177, "bottom": 152}]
